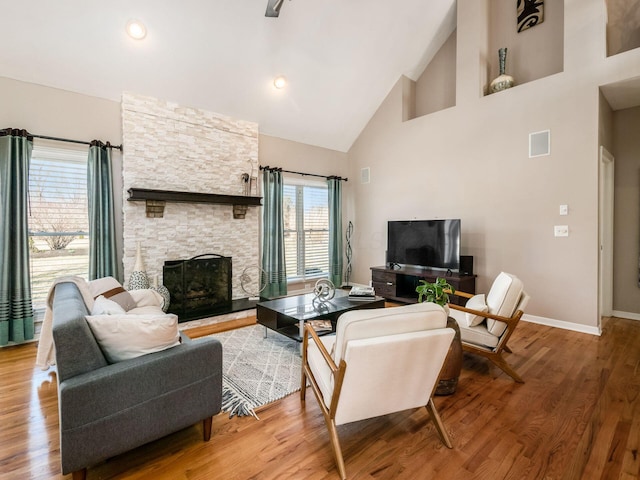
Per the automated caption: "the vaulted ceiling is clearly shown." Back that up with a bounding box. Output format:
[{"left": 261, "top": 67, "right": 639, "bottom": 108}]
[{"left": 0, "top": 0, "right": 456, "bottom": 152}]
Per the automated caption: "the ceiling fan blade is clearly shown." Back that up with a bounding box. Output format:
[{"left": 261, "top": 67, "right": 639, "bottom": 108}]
[{"left": 265, "top": 0, "right": 285, "bottom": 17}]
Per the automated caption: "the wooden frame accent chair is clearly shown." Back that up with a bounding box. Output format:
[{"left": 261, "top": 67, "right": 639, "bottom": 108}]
[
  {"left": 448, "top": 272, "right": 530, "bottom": 383},
  {"left": 300, "top": 302, "right": 455, "bottom": 480}
]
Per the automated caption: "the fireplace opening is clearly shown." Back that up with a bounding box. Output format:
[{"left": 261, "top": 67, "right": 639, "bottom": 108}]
[{"left": 163, "top": 254, "right": 232, "bottom": 322}]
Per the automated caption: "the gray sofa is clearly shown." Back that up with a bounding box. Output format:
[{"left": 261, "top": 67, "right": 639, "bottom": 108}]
[{"left": 51, "top": 281, "right": 223, "bottom": 479}]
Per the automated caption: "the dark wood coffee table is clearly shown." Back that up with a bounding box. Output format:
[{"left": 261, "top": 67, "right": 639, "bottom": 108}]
[{"left": 256, "top": 289, "right": 385, "bottom": 342}]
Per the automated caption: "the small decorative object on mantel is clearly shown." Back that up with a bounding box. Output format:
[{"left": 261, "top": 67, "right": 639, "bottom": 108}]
[
  {"left": 489, "top": 47, "right": 515, "bottom": 94},
  {"left": 241, "top": 173, "right": 251, "bottom": 196},
  {"left": 517, "top": 0, "right": 544, "bottom": 33},
  {"left": 128, "top": 242, "right": 150, "bottom": 290}
]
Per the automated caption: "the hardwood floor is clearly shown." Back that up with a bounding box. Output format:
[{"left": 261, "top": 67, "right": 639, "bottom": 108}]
[{"left": 1, "top": 316, "right": 639, "bottom": 479}]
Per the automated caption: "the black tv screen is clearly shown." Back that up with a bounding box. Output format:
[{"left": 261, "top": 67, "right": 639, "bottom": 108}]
[{"left": 387, "top": 219, "right": 461, "bottom": 271}]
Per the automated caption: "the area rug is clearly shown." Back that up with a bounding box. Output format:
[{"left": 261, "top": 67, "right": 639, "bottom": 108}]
[{"left": 208, "top": 324, "right": 302, "bottom": 419}]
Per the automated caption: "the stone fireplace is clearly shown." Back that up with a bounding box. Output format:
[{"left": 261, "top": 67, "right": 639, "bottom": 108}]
[{"left": 121, "top": 92, "right": 260, "bottom": 319}]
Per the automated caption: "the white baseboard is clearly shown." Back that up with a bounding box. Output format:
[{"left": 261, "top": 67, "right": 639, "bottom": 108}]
[
  {"left": 611, "top": 310, "right": 640, "bottom": 322},
  {"left": 522, "top": 314, "right": 601, "bottom": 336}
]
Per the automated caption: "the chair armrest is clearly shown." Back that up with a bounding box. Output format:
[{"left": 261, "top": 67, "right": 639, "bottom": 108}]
[
  {"left": 303, "top": 324, "right": 339, "bottom": 373},
  {"left": 447, "top": 289, "right": 474, "bottom": 300},
  {"left": 448, "top": 303, "right": 524, "bottom": 325},
  {"left": 58, "top": 337, "right": 222, "bottom": 429}
]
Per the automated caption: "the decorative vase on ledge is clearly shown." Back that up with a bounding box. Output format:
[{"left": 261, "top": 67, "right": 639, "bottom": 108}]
[{"left": 489, "top": 47, "right": 514, "bottom": 94}]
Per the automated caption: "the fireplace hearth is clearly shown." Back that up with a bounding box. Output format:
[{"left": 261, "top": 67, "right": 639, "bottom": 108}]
[{"left": 163, "top": 254, "right": 232, "bottom": 322}]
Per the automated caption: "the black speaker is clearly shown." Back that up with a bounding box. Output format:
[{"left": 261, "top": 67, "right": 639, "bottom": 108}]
[{"left": 460, "top": 255, "right": 473, "bottom": 275}]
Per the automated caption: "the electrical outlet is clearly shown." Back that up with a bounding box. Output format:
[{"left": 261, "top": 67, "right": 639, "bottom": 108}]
[
  {"left": 559, "top": 204, "right": 568, "bottom": 215},
  {"left": 554, "top": 225, "right": 569, "bottom": 237}
]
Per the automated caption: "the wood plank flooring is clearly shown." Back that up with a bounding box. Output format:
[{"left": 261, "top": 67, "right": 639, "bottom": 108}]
[{"left": 1, "top": 316, "right": 639, "bottom": 479}]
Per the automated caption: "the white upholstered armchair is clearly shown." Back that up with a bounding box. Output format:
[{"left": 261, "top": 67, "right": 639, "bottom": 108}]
[
  {"left": 448, "top": 272, "right": 530, "bottom": 383},
  {"left": 300, "top": 302, "right": 455, "bottom": 480}
]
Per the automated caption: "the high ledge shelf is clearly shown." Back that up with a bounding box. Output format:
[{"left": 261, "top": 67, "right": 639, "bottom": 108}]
[{"left": 127, "top": 188, "right": 262, "bottom": 219}]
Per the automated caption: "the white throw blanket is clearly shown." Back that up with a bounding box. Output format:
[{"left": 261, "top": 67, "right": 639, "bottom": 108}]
[{"left": 35, "top": 276, "right": 95, "bottom": 370}]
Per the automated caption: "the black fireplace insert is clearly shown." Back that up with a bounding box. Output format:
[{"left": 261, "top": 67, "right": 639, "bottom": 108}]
[{"left": 163, "top": 254, "right": 232, "bottom": 322}]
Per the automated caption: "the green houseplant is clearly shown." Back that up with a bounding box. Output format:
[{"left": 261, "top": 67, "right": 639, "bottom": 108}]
[{"left": 415, "top": 277, "right": 455, "bottom": 307}]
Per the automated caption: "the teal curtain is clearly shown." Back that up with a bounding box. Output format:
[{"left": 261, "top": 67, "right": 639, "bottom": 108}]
[
  {"left": 327, "top": 177, "right": 343, "bottom": 287},
  {"left": 261, "top": 169, "right": 287, "bottom": 298},
  {"left": 0, "top": 128, "right": 34, "bottom": 345},
  {"left": 87, "top": 141, "right": 117, "bottom": 280}
]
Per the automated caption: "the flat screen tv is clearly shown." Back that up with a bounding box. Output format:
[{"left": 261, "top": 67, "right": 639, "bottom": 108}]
[{"left": 387, "top": 219, "right": 461, "bottom": 271}]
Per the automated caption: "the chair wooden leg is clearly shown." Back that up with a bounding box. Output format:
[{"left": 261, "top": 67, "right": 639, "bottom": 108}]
[
  {"left": 72, "top": 469, "right": 87, "bottom": 480},
  {"left": 503, "top": 344, "right": 513, "bottom": 353},
  {"left": 202, "top": 416, "right": 213, "bottom": 441},
  {"left": 490, "top": 354, "right": 524, "bottom": 383},
  {"left": 326, "top": 417, "right": 347, "bottom": 480},
  {"left": 300, "top": 368, "right": 307, "bottom": 403},
  {"left": 425, "top": 398, "right": 452, "bottom": 449}
]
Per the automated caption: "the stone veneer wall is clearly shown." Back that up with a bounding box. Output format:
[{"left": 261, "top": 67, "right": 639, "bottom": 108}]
[{"left": 121, "top": 92, "right": 260, "bottom": 301}]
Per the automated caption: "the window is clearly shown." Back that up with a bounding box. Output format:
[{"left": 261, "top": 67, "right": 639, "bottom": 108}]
[
  {"left": 283, "top": 181, "right": 329, "bottom": 282},
  {"left": 28, "top": 145, "right": 89, "bottom": 316}
]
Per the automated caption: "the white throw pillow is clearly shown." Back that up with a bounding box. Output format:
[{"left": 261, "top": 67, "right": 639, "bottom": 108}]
[
  {"left": 91, "top": 295, "right": 126, "bottom": 315},
  {"left": 465, "top": 294, "right": 488, "bottom": 327},
  {"left": 85, "top": 313, "right": 180, "bottom": 363}
]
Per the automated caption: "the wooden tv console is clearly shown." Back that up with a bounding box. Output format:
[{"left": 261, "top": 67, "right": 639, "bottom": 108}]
[{"left": 370, "top": 266, "right": 476, "bottom": 306}]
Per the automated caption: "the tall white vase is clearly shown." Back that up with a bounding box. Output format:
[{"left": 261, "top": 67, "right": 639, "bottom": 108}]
[{"left": 128, "top": 242, "right": 150, "bottom": 290}]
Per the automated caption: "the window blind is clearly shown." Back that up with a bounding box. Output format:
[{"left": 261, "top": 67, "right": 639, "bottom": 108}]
[
  {"left": 28, "top": 146, "right": 89, "bottom": 314},
  {"left": 283, "top": 183, "right": 329, "bottom": 281}
]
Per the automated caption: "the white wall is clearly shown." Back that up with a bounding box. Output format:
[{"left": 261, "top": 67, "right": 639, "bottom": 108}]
[{"left": 346, "top": 0, "right": 640, "bottom": 331}]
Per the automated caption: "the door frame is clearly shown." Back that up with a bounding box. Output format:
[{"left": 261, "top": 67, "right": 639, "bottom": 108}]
[{"left": 598, "top": 145, "right": 615, "bottom": 329}]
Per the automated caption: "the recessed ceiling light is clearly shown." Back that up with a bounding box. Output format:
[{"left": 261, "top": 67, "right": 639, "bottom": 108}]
[
  {"left": 273, "top": 76, "right": 287, "bottom": 89},
  {"left": 126, "top": 20, "right": 147, "bottom": 40}
]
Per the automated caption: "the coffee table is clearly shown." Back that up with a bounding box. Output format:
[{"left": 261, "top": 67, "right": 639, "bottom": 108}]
[{"left": 256, "top": 289, "right": 385, "bottom": 342}]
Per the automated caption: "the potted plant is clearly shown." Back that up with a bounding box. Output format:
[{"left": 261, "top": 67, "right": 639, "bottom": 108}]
[{"left": 415, "top": 277, "right": 455, "bottom": 313}]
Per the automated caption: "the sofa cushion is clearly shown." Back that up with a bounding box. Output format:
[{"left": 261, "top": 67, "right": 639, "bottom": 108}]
[
  {"left": 88, "top": 277, "right": 136, "bottom": 312},
  {"left": 127, "top": 305, "right": 166, "bottom": 315},
  {"left": 85, "top": 313, "right": 181, "bottom": 363},
  {"left": 486, "top": 272, "right": 524, "bottom": 337},
  {"left": 465, "top": 294, "right": 488, "bottom": 327}
]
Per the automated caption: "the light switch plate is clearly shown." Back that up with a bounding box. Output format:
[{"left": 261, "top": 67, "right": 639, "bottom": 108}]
[
  {"left": 559, "top": 204, "right": 568, "bottom": 215},
  {"left": 554, "top": 225, "right": 569, "bottom": 237}
]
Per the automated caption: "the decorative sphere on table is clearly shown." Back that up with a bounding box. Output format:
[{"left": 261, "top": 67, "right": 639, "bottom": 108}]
[{"left": 313, "top": 279, "right": 335, "bottom": 302}]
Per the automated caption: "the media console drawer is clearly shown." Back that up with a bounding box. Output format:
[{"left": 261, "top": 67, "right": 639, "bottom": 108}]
[
  {"left": 370, "top": 266, "right": 476, "bottom": 306},
  {"left": 371, "top": 270, "right": 397, "bottom": 297}
]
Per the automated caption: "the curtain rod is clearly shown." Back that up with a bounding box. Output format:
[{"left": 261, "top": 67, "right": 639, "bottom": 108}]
[
  {"left": 32, "top": 134, "right": 123, "bottom": 151},
  {"left": 259, "top": 165, "right": 347, "bottom": 182}
]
